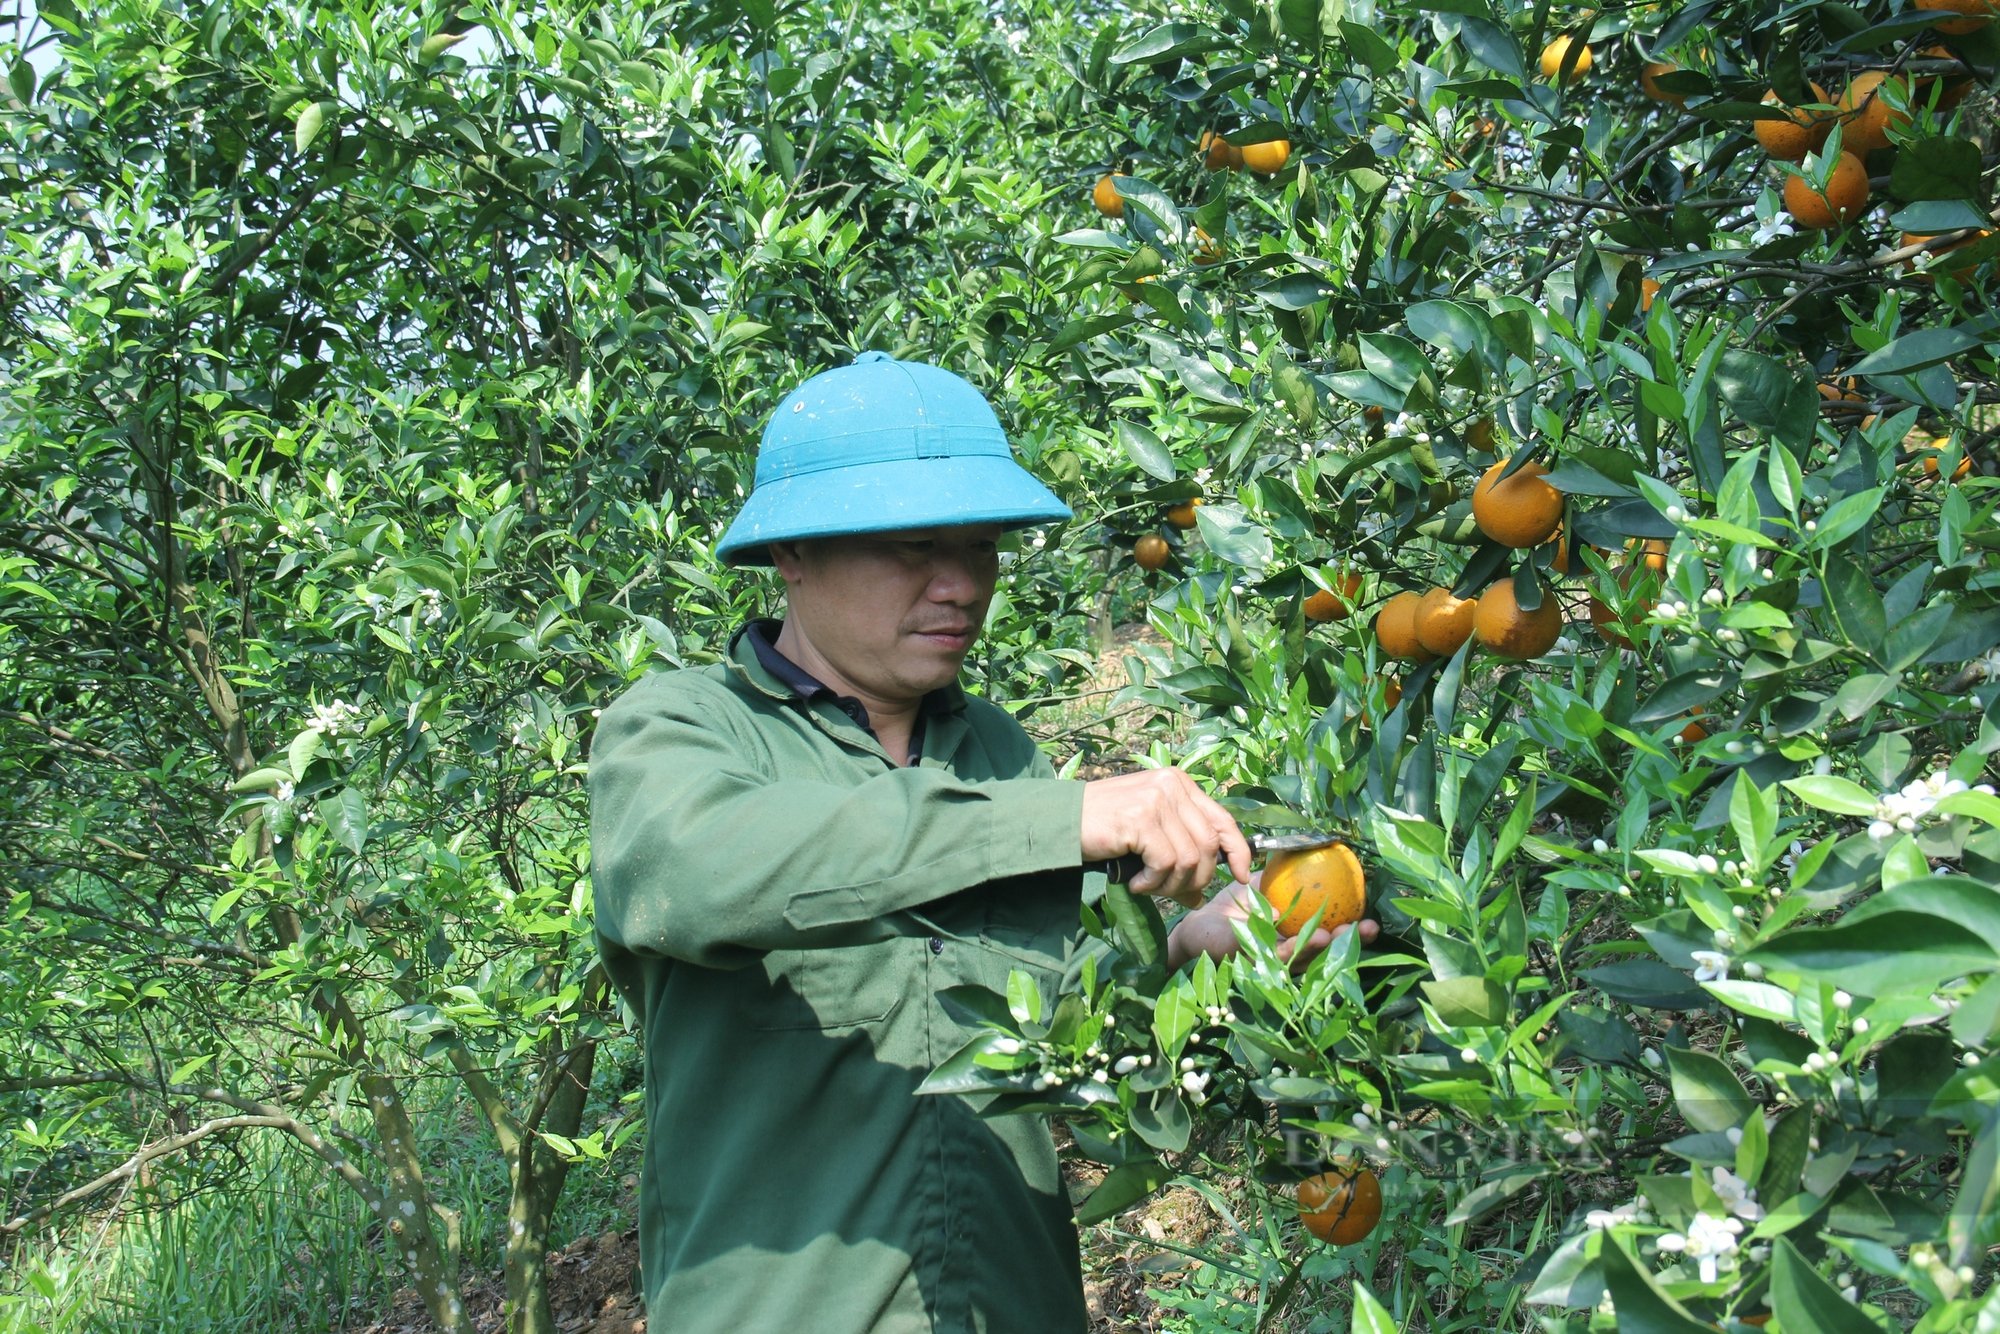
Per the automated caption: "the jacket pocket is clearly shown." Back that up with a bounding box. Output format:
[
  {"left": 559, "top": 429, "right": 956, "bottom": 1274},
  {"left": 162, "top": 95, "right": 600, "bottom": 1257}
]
[{"left": 752, "top": 941, "right": 905, "bottom": 1031}]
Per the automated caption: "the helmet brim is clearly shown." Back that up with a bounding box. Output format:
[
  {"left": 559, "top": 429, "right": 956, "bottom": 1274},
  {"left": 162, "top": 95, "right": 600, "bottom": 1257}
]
[{"left": 714, "top": 454, "right": 1073, "bottom": 566}]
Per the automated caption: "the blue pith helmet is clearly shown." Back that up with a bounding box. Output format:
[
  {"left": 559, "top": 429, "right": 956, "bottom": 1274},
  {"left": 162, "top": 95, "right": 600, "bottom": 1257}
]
[{"left": 714, "top": 352, "right": 1074, "bottom": 565}]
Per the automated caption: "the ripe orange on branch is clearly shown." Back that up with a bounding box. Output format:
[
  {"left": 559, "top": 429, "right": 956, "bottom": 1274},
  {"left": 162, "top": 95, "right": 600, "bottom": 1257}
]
[
  {"left": 1239, "top": 138, "right": 1291, "bottom": 175},
  {"left": 1539, "top": 36, "right": 1592, "bottom": 84},
  {"left": 1782, "top": 152, "right": 1869, "bottom": 230},
  {"left": 1165, "top": 498, "right": 1203, "bottom": 530},
  {"left": 1198, "top": 130, "right": 1242, "bottom": 171},
  {"left": 1474, "top": 578, "right": 1564, "bottom": 660},
  {"left": 1472, "top": 458, "right": 1563, "bottom": 548},
  {"left": 1297, "top": 1164, "right": 1384, "bottom": 1245},
  {"left": 1640, "top": 61, "right": 1685, "bottom": 105},
  {"left": 1414, "top": 586, "right": 1480, "bottom": 656},
  {"left": 1375, "top": 590, "right": 1433, "bottom": 662},
  {"left": 1259, "top": 842, "right": 1365, "bottom": 937},
  {"left": 1916, "top": 0, "right": 1998, "bottom": 34},
  {"left": 1838, "top": 72, "right": 1909, "bottom": 157},
  {"left": 1091, "top": 174, "right": 1124, "bottom": 219},
  {"left": 1304, "top": 570, "right": 1363, "bottom": 622},
  {"left": 1133, "top": 534, "right": 1170, "bottom": 571},
  {"left": 1753, "top": 84, "right": 1831, "bottom": 161}
]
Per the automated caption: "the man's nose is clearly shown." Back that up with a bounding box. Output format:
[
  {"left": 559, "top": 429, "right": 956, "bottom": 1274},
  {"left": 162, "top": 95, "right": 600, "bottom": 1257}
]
[{"left": 927, "top": 548, "right": 986, "bottom": 603}]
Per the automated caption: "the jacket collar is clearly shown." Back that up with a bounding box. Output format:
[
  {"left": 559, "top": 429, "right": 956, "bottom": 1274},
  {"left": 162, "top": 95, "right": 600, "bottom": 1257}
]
[{"left": 724, "top": 620, "right": 968, "bottom": 719}]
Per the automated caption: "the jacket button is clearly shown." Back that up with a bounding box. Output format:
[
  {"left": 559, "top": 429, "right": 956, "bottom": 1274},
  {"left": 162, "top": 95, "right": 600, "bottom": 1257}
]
[{"left": 929, "top": 936, "right": 945, "bottom": 955}]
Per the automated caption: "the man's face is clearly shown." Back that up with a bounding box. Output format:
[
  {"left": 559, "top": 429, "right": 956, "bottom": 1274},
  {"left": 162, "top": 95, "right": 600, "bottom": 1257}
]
[{"left": 771, "top": 525, "right": 1004, "bottom": 710}]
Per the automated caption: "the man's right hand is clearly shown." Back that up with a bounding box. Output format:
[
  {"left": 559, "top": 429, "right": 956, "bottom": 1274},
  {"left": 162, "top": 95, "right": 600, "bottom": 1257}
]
[{"left": 1079, "top": 768, "right": 1251, "bottom": 909}]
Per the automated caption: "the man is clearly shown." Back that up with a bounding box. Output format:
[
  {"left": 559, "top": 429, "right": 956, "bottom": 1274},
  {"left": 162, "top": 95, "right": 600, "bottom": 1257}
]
[{"left": 590, "top": 352, "right": 1370, "bottom": 1331}]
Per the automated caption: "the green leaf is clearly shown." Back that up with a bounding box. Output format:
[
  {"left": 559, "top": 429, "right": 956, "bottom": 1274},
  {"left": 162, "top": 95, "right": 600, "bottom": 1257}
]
[
  {"left": 1848, "top": 314, "right": 2000, "bottom": 377},
  {"left": 287, "top": 728, "right": 324, "bottom": 781},
  {"left": 1005, "top": 969, "right": 1043, "bottom": 1025},
  {"left": 1116, "top": 420, "right": 1177, "bottom": 481},
  {"left": 8, "top": 59, "right": 34, "bottom": 105},
  {"left": 230, "top": 766, "right": 293, "bottom": 793},
  {"left": 1271, "top": 357, "right": 1317, "bottom": 429},
  {"left": 1666, "top": 1046, "right": 1755, "bottom": 1134},
  {"left": 1348, "top": 1283, "right": 1399, "bottom": 1334},
  {"left": 1421, "top": 975, "right": 1507, "bottom": 1026},
  {"left": 1843, "top": 875, "right": 2000, "bottom": 955},
  {"left": 1597, "top": 1234, "right": 1720, "bottom": 1332},
  {"left": 1152, "top": 984, "right": 1199, "bottom": 1064},
  {"left": 1443, "top": 1164, "right": 1550, "bottom": 1225},
  {"left": 294, "top": 99, "right": 334, "bottom": 153},
  {"left": 1780, "top": 775, "right": 1879, "bottom": 817},
  {"left": 1048, "top": 313, "right": 1132, "bottom": 356},
  {"left": 1358, "top": 333, "right": 1431, "bottom": 395},
  {"left": 1948, "top": 1108, "right": 2000, "bottom": 1266},
  {"left": 1730, "top": 777, "right": 1778, "bottom": 869},
  {"left": 1192, "top": 503, "right": 1274, "bottom": 570},
  {"left": 1825, "top": 556, "right": 1887, "bottom": 654},
  {"left": 1809, "top": 487, "right": 1884, "bottom": 551},
  {"left": 1761, "top": 1107, "right": 1811, "bottom": 1201},
  {"left": 1074, "top": 1158, "right": 1174, "bottom": 1225},
  {"left": 1108, "top": 22, "right": 1227, "bottom": 64},
  {"left": 1744, "top": 912, "right": 1997, "bottom": 995},
  {"left": 1889, "top": 136, "right": 1984, "bottom": 203},
  {"left": 327, "top": 787, "right": 368, "bottom": 855},
  {"left": 1771, "top": 1237, "right": 1889, "bottom": 1333},
  {"left": 1129, "top": 1089, "right": 1191, "bottom": 1152}
]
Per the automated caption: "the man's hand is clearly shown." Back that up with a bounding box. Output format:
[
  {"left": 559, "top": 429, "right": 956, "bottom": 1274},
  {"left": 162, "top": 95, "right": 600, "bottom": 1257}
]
[
  {"left": 1079, "top": 768, "right": 1252, "bottom": 909},
  {"left": 1166, "top": 878, "right": 1379, "bottom": 973}
]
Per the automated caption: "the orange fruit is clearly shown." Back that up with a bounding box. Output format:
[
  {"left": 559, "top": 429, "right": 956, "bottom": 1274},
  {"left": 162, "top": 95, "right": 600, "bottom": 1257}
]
[
  {"left": 1465, "top": 415, "right": 1498, "bottom": 452},
  {"left": 1906, "top": 437, "right": 1973, "bottom": 480},
  {"left": 1375, "top": 590, "right": 1433, "bottom": 662},
  {"left": 1092, "top": 174, "right": 1124, "bottom": 219},
  {"left": 1640, "top": 61, "right": 1685, "bottom": 105},
  {"left": 1165, "top": 498, "right": 1203, "bottom": 530},
  {"left": 1678, "top": 717, "right": 1709, "bottom": 744},
  {"left": 1199, "top": 130, "right": 1242, "bottom": 171},
  {"left": 1297, "top": 1164, "right": 1384, "bottom": 1245},
  {"left": 1838, "top": 72, "right": 1909, "bottom": 156},
  {"left": 1379, "top": 677, "right": 1403, "bottom": 712},
  {"left": 1134, "top": 534, "right": 1170, "bottom": 571},
  {"left": 1305, "top": 570, "right": 1364, "bottom": 622},
  {"left": 1782, "top": 152, "right": 1869, "bottom": 230},
  {"left": 1474, "top": 578, "right": 1564, "bottom": 660},
  {"left": 1590, "top": 557, "right": 1662, "bottom": 648},
  {"left": 1260, "top": 842, "right": 1366, "bottom": 937},
  {"left": 1639, "top": 276, "right": 1661, "bottom": 311},
  {"left": 1916, "top": 46, "right": 1973, "bottom": 108},
  {"left": 1916, "top": 0, "right": 1997, "bottom": 34},
  {"left": 1191, "top": 226, "right": 1225, "bottom": 266},
  {"left": 1539, "top": 36, "right": 1592, "bottom": 84},
  {"left": 1753, "top": 83, "right": 1832, "bottom": 161},
  {"left": 1902, "top": 229, "right": 1992, "bottom": 283},
  {"left": 1414, "top": 586, "right": 1480, "bottom": 656},
  {"left": 1471, "top": 459, "right": 1564, "bottom": 548},
  {"left": 1588, "top": 594, "right": 1631, "bottom": 649},
  {"left": 1239, "top": 138, "right": 1292, "bottom": 175}
]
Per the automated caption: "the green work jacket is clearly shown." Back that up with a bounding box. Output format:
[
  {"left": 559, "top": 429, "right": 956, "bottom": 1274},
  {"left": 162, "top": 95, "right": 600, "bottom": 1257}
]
[{"left": 590, "top": 624, "right": 1092, "bottom": 1333}]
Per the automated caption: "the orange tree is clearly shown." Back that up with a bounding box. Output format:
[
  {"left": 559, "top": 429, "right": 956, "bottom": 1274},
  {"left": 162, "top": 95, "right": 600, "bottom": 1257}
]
[{"left": 929, "top": 0, "right": 2000, "bottom": 1328}]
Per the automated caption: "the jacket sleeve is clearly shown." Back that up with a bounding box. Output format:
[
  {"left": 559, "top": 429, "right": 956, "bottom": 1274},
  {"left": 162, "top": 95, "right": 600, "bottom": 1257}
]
[{"left": 589, "top": 675, "right": 1086, "bottom": 969}]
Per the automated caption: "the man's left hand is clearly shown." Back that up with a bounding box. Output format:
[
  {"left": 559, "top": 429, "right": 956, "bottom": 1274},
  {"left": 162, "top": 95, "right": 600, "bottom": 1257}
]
[{"left": 1165, "top": 879, "right": 1379, "bottom": 973}]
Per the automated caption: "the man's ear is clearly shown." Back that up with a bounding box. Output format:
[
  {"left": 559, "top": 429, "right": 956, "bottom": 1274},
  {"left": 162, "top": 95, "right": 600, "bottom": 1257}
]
[{"left": 769, "top": 539, "right": 808, "bottom": 585}]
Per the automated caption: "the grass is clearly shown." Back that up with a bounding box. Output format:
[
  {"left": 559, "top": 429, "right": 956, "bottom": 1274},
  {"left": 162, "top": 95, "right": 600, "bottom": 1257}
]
[{"left": 0, "top": 1046, "right": 647, "bottom": 1334}]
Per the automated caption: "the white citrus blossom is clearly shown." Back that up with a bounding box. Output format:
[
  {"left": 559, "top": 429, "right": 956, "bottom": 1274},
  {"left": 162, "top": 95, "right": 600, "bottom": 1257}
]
[
  {"left": 1656, "top": 1211, "right": 1744, "bottom": 1283},
  {"left": 1691, "top": 950, "right": 1730, "bottom": 983},
  {"left": 1709, "top": 1167, "right": 1765, "bottom": 1222}
]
